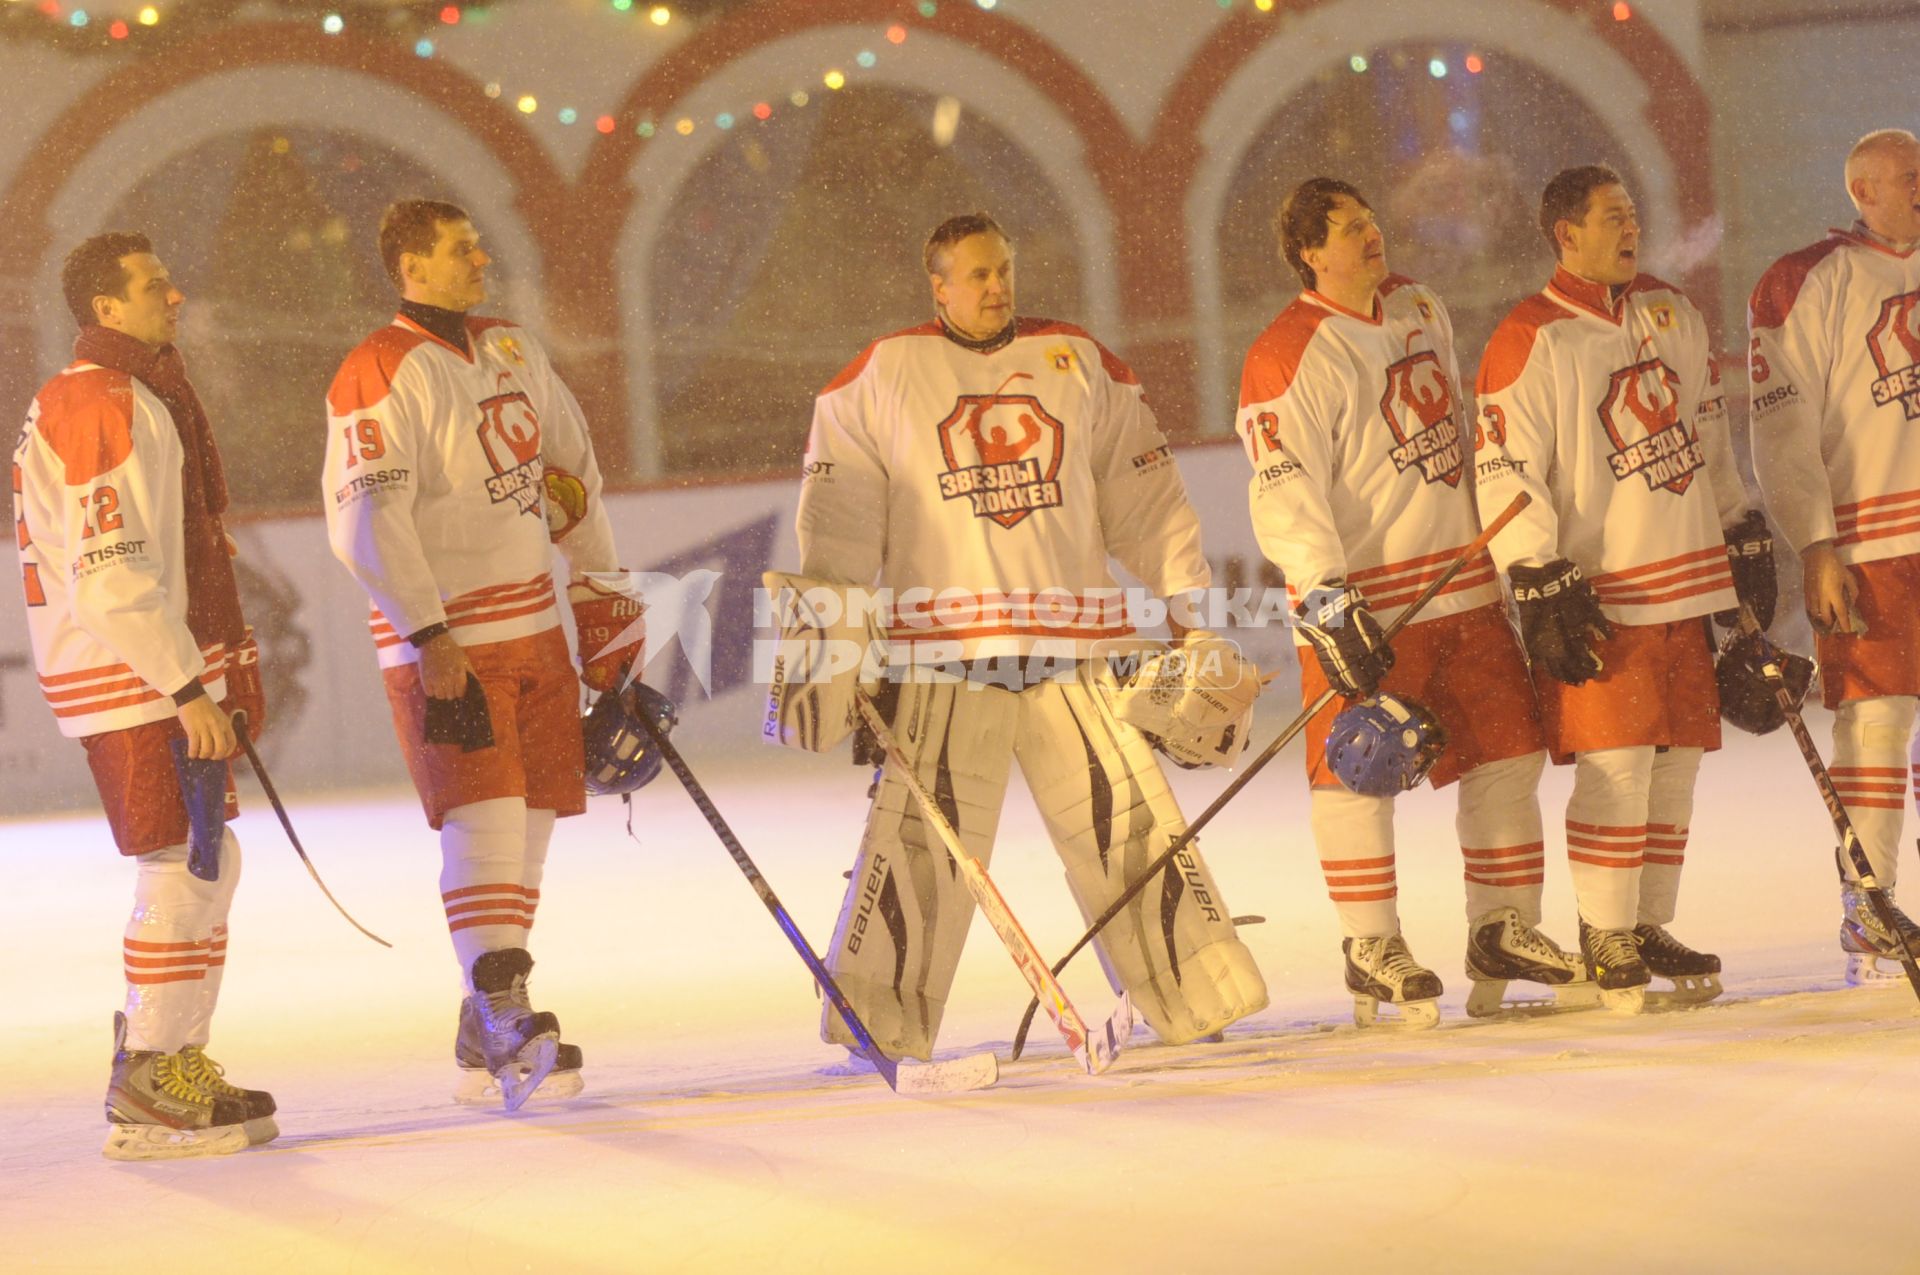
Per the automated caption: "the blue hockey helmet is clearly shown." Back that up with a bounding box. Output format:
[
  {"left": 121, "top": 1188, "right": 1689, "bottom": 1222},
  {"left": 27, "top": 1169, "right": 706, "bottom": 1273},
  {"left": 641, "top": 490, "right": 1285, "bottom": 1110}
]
[
  {"left": 583, "top": 681, "right": 678, "bottom": 797},
  {"left": 1326, "top": 692, "right": 1448, "bottom": 797}
]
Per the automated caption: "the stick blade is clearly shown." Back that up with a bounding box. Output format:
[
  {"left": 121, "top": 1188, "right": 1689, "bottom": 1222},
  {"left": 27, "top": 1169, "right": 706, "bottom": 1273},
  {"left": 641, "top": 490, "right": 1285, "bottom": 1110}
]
[
  {"left": 1078, "top": 992, "right": 1133, "bottom": 1075},
  {"left": 894, "top": 1050, "right": 999, "bottom": 1095}
]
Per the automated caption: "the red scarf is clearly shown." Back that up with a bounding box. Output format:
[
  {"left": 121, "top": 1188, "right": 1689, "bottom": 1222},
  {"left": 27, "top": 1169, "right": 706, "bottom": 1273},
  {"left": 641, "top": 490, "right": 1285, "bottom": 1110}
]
[{"left": 72, "top": 325, "right": 247, "bottom": 648}]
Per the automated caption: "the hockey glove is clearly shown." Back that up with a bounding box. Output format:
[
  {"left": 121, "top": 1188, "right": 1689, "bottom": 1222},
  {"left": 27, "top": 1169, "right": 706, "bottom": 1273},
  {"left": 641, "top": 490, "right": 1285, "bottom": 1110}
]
[
  {"left": 221, "top": 629, "right": 267, "bottom": 743},
  {"left": 1509, "top": 558, "right": 1613, "bottom": 686},
  {"left": 424, "top": 673, "right": 495, "bottom": 752},
  {"left": 570, "top": 572, "right": 646, "bottom": 693},
  {"left": 1715, "top": 509, "right": 1777, "bottom": 631},
  {"left": 1294, "top": 582, "right": 1393, "bottom": 699}
]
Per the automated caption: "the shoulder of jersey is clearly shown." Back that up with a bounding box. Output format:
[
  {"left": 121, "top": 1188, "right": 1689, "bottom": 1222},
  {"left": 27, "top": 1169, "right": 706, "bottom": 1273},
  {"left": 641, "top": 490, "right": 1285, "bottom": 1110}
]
[
  {"left": 1238, "top": 295, "right": 1332, "bottom": 408},
  {"left": 1015, "top": 316, "right": 1139, "bottom": 385},
  {"left": 818, "top": 320, "right": 944, "bottom": 394},
  {"left": 1748, "top": 235, "right": 1847, "bottom": 330},
  {"left": 31, "top": 361, "right": 143, "bottom": 485},
  {"left": 1380, "top": 274, "right": 1445, "bottom": 321},
  {"left": 327, "top": 321, "right": 439, "bottom": 415},
  {"left": 1476, "top": 290, "right": 1574, "bottom": 396}
]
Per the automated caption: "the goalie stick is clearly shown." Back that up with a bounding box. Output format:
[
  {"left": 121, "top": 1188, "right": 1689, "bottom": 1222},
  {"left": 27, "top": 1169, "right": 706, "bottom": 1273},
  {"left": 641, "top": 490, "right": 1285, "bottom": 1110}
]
[
  {"left": 853, "top": 692, "right": 1133, "bottom": 1075},
  {"left": 230, "top": 713, "right": 392, "bottom": 948},
  {"left": 634, "top": 710, "right": 997, "bottom": 1095},
  {"left": 1010, "top": 491, "right": 1532, "bottom": 1058},
  {"left": 1733, "top": 605, "right": 1920, "bottom": 1004}
]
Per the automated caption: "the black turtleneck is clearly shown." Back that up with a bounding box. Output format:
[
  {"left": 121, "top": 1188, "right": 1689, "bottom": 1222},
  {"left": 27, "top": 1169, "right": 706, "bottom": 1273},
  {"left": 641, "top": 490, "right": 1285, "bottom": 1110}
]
[
  {"left": 938, "top": 313, "right": 1017, "bottom": 355},
  {"left": 400, "top": 299, "right": 472, "bottom": 355}
]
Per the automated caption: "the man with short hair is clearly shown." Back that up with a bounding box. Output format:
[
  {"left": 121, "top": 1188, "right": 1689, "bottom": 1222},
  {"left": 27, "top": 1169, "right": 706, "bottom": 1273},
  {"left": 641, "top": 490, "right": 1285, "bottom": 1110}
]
[
  {"left": 15, "top": 231, "right": 274, "bottom": 1158},
  {"left": 323, "top": 198, "right": 641, "bottom": 1107},
  {"left": 1749, "top": 128, "right": 1920, "bottom": 980},
  {"left": 1239, "top": 177, "right": 1578, "bottom": 1027},
  {"left": 1474, "top": 165, "right": 1773, "bottom": 1010},
  {"left": 794, "top": 211, "right": 1267, "bottom": 1061}
]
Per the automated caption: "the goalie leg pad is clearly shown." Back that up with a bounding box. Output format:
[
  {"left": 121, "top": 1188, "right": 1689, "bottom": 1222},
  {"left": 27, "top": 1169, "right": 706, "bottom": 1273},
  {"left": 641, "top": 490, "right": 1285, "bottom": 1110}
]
[
  {"left": 1014, "top": 666, "right": 1268, "bottom": 1045},
  {"left": 1833, "top": 695, "right": 1916, "bottom": 885},
  {"left": 819, "top": 678, "right": 1018, "bottom": 1060},
  {"left": 1456, "top": 751, "right": 1548, "bottom": 925}
]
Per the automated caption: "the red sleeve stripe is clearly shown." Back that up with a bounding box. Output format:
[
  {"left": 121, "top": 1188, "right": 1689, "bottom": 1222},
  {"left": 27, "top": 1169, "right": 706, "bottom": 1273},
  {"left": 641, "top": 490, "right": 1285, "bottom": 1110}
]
[{"left": 37, "top": 642, "right": 228, "bottom": 689}]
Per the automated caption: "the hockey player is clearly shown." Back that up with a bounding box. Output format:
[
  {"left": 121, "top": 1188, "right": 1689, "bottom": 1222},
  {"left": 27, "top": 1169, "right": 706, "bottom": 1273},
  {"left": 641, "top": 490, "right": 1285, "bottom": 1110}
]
[
  {"left": 792, "top": 211, "right": 1268, "bottom": 1062},
  {"left": 323, "top": 199, "right": 641, "bottom": 1108},
  {"left": 1748, "top": 128, "right": 1920, "bottom": 980},
  {"left": 1239, "top": 178, "right": 1581, "bottom": 1027},
  {"left": 1475, "top": 166, "right": 1775, "bottom": 1011},
  {"left": 15, "top": 232, "right": 275, "bottom": 1159}
]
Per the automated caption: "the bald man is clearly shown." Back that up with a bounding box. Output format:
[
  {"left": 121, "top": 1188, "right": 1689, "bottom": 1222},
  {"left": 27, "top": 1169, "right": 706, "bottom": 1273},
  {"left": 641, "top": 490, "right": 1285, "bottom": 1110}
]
[{"left": 1748, "top": 128, "right": 1920, "bottom": 981}]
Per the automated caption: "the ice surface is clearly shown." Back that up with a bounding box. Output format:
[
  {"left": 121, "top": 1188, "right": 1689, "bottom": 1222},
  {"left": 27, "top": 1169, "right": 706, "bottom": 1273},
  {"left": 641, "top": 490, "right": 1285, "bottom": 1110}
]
[{"left": 7, "top": 716, "right": 1920, "bottom": 1273}]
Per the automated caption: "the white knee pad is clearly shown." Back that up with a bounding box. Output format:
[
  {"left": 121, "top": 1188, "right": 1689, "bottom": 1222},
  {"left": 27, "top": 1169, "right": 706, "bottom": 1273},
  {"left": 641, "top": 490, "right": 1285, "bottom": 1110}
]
[
  {"left": 1834, "top": 696, "right": 1918, "bottom": 885},
  {"left": 1456, "top": 751, "right": 1548, "bottom": 925},
  {"left": 441, "top": 796, "right": 535, "bottom": 988}
]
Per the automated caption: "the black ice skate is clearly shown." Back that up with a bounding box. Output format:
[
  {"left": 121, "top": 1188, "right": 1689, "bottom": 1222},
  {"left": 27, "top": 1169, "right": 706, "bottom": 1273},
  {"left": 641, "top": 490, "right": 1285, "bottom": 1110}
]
[
  {"left": 1344, "top": 933, "right": 1442, "bottom": 1028},
  {"left": 455, "top": 995, "right": 583, "bottom": 1105},
  {"left": 178, "top": 1044, "right": 279, "bottom": 1145},
  {"left": 1463, "top": 907, "right": 1599, "bottom": 1018},
  {"left": 1633, "top": 924, "right": 1723, "bottom": 1007},
  {"left": 1839, "top": 883, "right": 1920, "bottom": 984},
  {"left": 102, "top": 1012, "right": 250, "bottom": 1161},
  {"left": 1578, "top": 920, "right": 1652, "bottom": 1015},
  {"left": 467, "top": 948, "right": 560, "bottom": 1113}
]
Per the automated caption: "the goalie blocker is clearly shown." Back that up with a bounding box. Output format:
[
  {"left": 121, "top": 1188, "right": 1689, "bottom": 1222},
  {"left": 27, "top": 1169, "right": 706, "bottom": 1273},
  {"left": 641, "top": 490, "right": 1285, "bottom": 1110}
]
[{"left": 759, "top": 572, "right": 888, "bottom": 753}]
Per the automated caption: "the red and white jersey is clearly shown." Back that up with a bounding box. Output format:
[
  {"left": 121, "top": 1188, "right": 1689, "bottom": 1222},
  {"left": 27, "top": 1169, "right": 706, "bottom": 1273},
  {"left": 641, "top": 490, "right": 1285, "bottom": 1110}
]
[
  {"left": 796, "top": 317, "right": 1208, "bottom": 657},
  {"left": 14, "top": 362, "right": 230, "bottom": 738},
  {"left": 1748, "top": 225, "right": 1920, "bottom": 563},
  {"left": 1237, "top": 276, "right": 1496, "bottom": 636},
  {"left": 1474, "top": 267, "right": 1747, "bottom": 624},
  {"left": 323, "top": 314, "right": 616, "bottom": 668}
]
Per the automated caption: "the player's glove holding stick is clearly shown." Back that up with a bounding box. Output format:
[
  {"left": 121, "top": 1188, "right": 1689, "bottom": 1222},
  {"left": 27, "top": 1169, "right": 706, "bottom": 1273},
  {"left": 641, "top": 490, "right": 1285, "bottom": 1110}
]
[
  {"left": 1715, "top": 509, "right": 1777, "bottom": 631},
  {"left": 1293, "top": 581, "right": 1393, "bottom": 699},
  {"left": 1509, "top": 558, "right": 1612, "bottom": 685},
  {"left": 570, "top": 572, "right": 646, "bottom": 692}
]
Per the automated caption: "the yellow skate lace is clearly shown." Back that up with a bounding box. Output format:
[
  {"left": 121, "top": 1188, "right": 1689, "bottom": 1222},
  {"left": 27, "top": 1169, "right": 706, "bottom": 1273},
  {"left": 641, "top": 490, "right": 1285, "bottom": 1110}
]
[
  {"left": 177, "top": 1046, "right": 245, "bottom": 1099},
  {"left": 149, "top": 1053, "right": 215, "bottom": 1105}
]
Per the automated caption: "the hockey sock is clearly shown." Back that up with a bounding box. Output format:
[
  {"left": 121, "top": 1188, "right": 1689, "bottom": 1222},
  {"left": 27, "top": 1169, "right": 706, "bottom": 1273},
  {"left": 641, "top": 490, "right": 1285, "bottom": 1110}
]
[
  {"left": 123, "top": 836, "right": 236, "bottom": 1054},
  {"left": 1565, "top": 746, "right": 1652, "bottom": 931},
  {"left": 1309, "top": 786, "right": 1398, "bottom": 939},
  {"left": 523, "top": 808, "right": 556, "bottom": 897},
  {"left": 184, "top": 830, "right": 242, "bottom": 1049},
  {"left": 1456, "top": 751, "right": 1548, "bottom": 925},
  {"left": 1638, "top": 747, "right": 1703, "bottom": 927},
  {"left": 1832, "top": 696, "right": 1916, "bottom": 885},
  {"left": 440, "top": 797, "right": 536, "bottom": 991}
]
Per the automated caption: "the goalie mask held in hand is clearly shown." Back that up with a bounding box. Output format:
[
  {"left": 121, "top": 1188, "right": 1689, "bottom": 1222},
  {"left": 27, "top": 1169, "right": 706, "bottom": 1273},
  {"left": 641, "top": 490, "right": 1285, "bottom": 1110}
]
[
  {"left": 1326, "top": 692, "right": 1448, "bottom": 797},
  {"left": 760, "top": 571, "right": 887, "bottom": 753},
  {"left": 584, "top": 681, "right": 678, "bottom": 797},
  {"left": 1106, "top": 632, "right": 1261, "bottom": 769},
  {"left": 1716, "top": 630, "right": 1814, "bottom": 736}
]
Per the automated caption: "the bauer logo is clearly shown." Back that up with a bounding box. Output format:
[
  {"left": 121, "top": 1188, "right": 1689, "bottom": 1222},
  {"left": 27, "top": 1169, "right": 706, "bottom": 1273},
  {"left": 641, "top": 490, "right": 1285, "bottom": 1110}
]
[
  {"left": 1865, "top": 290, "right": 1920, "bottom": 420},
  {"left": 1379, "top": 350, "right": 1463, "bottom": 487},
  {"left": 1598, "top": 358, "right": 1702, "bottom": 495},
  {"left": 933, "top": 375, "right": 1066, "bottom": 529}
]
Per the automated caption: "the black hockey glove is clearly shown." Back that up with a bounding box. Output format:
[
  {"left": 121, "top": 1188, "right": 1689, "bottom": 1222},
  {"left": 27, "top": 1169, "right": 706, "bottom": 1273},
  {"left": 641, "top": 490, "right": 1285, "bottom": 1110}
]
[
  {"left": 1509, "top": 558, "right": 1613, "bottom": 686},
  {"left": 1715, "top": 509, "right": 1777, "bottom": 631},
  {"left": 1294, "top": 582, "right": 1394, "bottom": 699}
]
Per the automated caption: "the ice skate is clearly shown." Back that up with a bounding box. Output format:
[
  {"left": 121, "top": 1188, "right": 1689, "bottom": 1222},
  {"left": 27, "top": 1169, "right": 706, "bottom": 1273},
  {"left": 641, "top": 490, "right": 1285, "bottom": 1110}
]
[
  {"left": 455, "top": 995, "right": 583, "bottom": 1105},
  {"left": 1344, "top": 933, "right": 1442, "bottom": 1028},
  {"left": 102, "top": 1012, "right": 249, "bottom": 1162},
  {"left": 1578, "top": 920, "right": 1651, "bottom": 1015},
  {"left": 177, "top": 1045, "right": 279, "bottom": 1145},
  {"left": 1839, "top": 883, "right": 1920, "bottom": 984},
  {"left": 1463, "top": 907, "right": 1599, "bottom": 1018},
  {"left": 467, "top": 948, "right": 560, "bottom": 1113},
  {"left": 1634, "top": 924, "right": 1723, "bottom": 1007}
]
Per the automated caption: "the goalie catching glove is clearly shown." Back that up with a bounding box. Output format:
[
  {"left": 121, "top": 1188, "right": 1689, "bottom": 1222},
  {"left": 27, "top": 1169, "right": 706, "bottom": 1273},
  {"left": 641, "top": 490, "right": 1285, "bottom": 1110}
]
[
  {"left": 1294, "top": 582, "right": 1393, "bottom": 699},
  {"left": 1509, "top": 558, "right": 1612, "bottom": 686},
  {"left": 1107, "top": 632, "right": 1261, "bottom": 770},
  {"left": 760, "top": 571, "right": 887, "bottom": 753},
  {"left": 570, "top": 572, "right": 646, "bottom": 693}
]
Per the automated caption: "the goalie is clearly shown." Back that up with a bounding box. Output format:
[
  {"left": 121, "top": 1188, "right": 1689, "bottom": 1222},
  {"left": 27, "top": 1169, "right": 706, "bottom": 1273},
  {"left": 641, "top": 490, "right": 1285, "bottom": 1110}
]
[{"left": 773, "top": 211, "right": 1268, "bottom": 1063}]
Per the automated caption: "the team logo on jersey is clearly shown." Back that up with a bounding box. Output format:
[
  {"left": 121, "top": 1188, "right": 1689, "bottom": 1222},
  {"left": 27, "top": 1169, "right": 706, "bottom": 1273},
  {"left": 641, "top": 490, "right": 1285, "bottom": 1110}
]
[
  {"left": 1598, "top": 358, "right": 1704, "bottom": 495},
  {"left": 476, "top": 377, "right": 545, "bottom": 517},
  {"left": 1379, "top": 350, "right": 1464, "bottom": 487},
  {"left": 1866, "top": 290, "right": 1920, "bottom": 420},
  {"left": 934, "top": 373, "right": 1066, "bottom": 528}
]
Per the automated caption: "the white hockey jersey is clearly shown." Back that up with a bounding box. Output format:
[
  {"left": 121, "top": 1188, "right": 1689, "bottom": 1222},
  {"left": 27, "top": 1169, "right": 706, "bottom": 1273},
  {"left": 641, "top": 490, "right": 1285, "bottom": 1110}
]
[
  {"left": 796, "top": 318, "right": 1209, "bottom": 658},
  {"left": 1474, "top": 267, "right": 1747, "bottom": 624},
  {"left": 323, "top": 314, "right": 616, "bottom": 668},
  {"left": 14, "top": 362, "right": 229, "bottom": 737},
  {"left": 1237, "top": 276, "right": 1497, "bottom": 636},
  {"left": 1748, "top": 226, "right": 1920, "bottom": 563}
]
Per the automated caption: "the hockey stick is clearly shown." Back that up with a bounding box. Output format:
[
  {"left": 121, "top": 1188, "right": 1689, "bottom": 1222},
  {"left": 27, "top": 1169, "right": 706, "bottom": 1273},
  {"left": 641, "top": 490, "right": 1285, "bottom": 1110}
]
[
  {"left": 1732, "top": 606, "right": 1920, "bottom": 1003},
  {"left": 229, "top": 714, "right": 392, "bottom": 948},
  {"left": 1010, "top": 491, "right": 1532, "bottom": 1058},
  {"left": 853, "top": 692, "right": 1133, "bottom": 1075},
  {"left": 634, "top": 711, "right": 997, "bottom": 1095}
]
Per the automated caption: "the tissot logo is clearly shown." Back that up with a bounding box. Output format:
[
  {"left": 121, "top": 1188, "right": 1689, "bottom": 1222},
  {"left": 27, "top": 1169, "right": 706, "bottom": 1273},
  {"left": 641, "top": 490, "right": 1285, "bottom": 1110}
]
[
  {"left": 1866, "top": 290, "right": 1920, "bottom": 420},
  {"left": 1379, "top": 350, "right": 1462, "bottom": 487},
  {"left": 934, "top": 374, "right": 1066, "bottom": 528},
  {"left": 1598, "top": 358, "right": 1703, "bottom": 495}
]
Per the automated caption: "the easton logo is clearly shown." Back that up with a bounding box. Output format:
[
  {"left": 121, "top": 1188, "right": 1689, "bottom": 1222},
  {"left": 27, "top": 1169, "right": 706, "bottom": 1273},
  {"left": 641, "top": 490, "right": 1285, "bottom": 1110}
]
[
  {"left": 934, "top": 373, "right": 1066, "bottom": 528},
  {"left": 1599, "top": 358, "right": 1703, "bottom": 495},
  {"left": 1379, "top": 349, "right": 1462, "bottom": 487},
  {"left": 476, "top": 374, "right": 544, "bottom": 517},
  {"left": 1866, "top": 290, "right": 1920, "bottom": 420}
]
